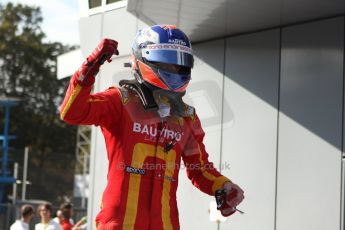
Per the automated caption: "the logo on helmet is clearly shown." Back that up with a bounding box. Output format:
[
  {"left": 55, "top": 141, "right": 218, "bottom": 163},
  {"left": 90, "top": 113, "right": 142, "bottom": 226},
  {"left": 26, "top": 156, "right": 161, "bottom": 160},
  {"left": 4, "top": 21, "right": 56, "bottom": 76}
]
[
  {"left": 168, "top": 38, "right": 187, "bottom": 46},
  {"left": 145, "top": 44, "right": 192, "bottom": 54}
]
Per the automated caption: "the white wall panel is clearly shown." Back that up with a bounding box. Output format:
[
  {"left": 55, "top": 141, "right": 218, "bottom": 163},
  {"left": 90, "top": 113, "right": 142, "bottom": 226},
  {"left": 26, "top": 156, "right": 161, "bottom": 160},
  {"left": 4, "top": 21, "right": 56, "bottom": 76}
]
[
  {"left": 277, "top": 17, "right": 344, "bottom": 230},
  {"left": 103, "top": 7, "right": 137, "bottom": 56},
  {"left": 177, "top": 39, "right": 225, "bottom": 230},
  {"left": 221, "top": 29, "right": 280, "bottom": 230},
  {"left": 137, "top": 16, "right": 151, "bottom": 31},
  {"left": 79, "top": 14, "right": 103, "bottom": 57}
]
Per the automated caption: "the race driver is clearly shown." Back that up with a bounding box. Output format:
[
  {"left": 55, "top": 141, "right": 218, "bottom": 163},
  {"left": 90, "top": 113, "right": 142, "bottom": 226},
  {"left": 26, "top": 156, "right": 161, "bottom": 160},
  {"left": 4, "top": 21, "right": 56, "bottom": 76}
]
[{"left": 60, "top": 25, "right": 244, "bottom": 230}]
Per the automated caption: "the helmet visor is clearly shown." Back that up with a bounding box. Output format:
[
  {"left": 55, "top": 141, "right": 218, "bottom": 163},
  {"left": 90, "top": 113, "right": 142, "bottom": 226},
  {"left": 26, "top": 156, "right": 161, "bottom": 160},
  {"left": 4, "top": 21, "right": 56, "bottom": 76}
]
[
  {"left": 157, "top": 68, "right": 191, "bottom": 91},
  {"left": 142, "top": 44, "right": 194, "bottom": 68}
]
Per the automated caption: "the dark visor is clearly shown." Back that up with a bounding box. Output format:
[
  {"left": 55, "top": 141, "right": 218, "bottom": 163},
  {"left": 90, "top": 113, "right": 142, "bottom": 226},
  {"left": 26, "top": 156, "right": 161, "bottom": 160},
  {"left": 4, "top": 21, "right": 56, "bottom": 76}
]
[{"left": 157, "top": 69, "right": 191, "bottom": 91}]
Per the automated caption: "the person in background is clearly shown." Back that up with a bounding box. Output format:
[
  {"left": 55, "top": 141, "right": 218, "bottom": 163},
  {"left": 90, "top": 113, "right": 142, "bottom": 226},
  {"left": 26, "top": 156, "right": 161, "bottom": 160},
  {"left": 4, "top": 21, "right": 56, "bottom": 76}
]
[
  {"left": 59, "top": 203, "right": 74, "bottom": 230},
  {"left": 52, "top": 210, "right": 63, "bottom": 225},
  {"left": 35, "top": 203, "right": 61, "bottom": 230},
  {"left": 53, "top": 208, "right": 75, "bottom": 226},
  {"left": 10, "top": 204, "right": 34, "bottom": 230}
]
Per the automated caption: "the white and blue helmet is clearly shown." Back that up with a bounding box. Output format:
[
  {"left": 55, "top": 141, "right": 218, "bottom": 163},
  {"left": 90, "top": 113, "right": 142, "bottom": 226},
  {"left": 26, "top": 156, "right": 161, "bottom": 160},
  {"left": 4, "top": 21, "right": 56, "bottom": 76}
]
[{"left": 132, "top": 25, "right": 194, "bottom": 93}]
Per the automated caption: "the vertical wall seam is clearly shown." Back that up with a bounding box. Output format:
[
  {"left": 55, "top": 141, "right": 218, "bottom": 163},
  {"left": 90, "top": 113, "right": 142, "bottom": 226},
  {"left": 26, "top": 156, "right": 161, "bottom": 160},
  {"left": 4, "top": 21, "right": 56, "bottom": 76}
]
[
  {"left": 219, "top": 39, "right": 227, "bottom": 174},
  {"left": 217, "top": 38, "right": 227, "bottom": 230},
  {"left": 340, "top": 15, "right": 345, "bottom": 230},
  {"left": 273, "top": 28, "right": 282, "bottom": 230}
]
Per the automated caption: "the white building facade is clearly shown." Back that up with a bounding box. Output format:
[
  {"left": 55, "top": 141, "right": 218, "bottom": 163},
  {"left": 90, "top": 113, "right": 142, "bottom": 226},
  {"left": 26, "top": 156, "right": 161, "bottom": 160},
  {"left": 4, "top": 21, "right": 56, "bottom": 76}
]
[{"left": 59, "top": 0, "right": 345, "bottom": 229}]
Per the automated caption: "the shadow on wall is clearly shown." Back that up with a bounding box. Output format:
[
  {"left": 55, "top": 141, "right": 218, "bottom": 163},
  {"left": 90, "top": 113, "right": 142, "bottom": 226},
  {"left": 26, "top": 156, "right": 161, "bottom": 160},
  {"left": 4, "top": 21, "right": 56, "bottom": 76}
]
[{"left": 194, "top": 18, "right": 344, "bottom": 152}]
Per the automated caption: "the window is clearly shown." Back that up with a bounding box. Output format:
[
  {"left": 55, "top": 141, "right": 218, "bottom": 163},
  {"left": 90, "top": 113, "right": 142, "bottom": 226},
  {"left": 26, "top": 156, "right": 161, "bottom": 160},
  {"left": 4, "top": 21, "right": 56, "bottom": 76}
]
[
  {"left": 87, "top": 0, "right": 127, "bottom": 14},
  {"left": 89, "top": 0, "right": 102, "bottom": 9},
  {"left": 106, "top": 0, "right": 121, "bottom": 4}
]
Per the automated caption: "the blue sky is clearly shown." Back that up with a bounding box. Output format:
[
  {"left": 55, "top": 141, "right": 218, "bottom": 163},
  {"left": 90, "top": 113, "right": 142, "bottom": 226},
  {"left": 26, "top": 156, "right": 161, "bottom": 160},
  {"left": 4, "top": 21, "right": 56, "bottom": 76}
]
[{"left": 3, "top": 0, "right": 80, "bottom": 45}]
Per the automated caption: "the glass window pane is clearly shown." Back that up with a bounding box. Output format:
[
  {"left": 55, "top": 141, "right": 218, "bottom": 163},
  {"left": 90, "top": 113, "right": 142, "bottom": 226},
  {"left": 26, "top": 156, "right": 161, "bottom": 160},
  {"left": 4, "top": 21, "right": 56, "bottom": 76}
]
[
  {"left": 89, "top": 0, "right": 102, "bottom": 8},
  {"left": 106, "top": 0, "right": 121, "bottom": 4}
]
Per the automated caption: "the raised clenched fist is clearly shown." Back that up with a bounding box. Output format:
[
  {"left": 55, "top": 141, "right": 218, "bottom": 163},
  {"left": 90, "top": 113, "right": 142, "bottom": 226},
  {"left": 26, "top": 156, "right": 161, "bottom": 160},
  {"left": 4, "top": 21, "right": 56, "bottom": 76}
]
[
  {"left": 87, "top": 39, "right": 119, "bottom": 66},
  {"left": 75, "top": 38, "right": 119, "bottom": 86}
]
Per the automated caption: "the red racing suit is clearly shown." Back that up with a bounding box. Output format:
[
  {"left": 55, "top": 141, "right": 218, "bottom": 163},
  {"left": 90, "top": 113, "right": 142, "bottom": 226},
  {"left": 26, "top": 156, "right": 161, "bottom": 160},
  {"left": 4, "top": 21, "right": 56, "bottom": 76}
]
[{"left": 60, "top": 73, "right": 231, "bottom": 230}]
